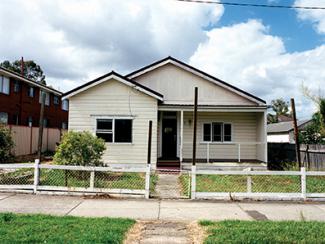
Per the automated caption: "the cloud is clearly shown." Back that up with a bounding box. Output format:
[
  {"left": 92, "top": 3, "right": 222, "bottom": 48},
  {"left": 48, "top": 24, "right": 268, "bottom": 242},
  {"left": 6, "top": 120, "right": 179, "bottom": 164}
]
[
  {"left": 190, "top": 20, "right": 325, "bottom": 118},
  {"left": 295, "top": 0, "right": 325, "bottom": 34},
  {"left": 0, "top": 0, "right": 223, "bottom": 91}
]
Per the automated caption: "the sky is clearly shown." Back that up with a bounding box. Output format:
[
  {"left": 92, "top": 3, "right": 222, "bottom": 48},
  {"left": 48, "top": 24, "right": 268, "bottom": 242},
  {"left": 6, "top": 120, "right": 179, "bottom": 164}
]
[{"left": 1, "top": 0, "right": 325, "bottom": 119}]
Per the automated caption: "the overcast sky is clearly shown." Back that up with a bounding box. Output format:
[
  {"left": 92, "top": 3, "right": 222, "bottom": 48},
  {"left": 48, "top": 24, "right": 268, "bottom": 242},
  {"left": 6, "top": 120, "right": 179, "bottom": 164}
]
[{"left": 1, "top": 0, "right": 325, "bottom": 119}]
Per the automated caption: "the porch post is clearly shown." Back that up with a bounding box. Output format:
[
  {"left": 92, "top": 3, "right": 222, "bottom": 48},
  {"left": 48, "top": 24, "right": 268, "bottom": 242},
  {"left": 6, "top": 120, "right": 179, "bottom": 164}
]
[{"left": 180, "top": 110, "right": 184, "bottom": 163}]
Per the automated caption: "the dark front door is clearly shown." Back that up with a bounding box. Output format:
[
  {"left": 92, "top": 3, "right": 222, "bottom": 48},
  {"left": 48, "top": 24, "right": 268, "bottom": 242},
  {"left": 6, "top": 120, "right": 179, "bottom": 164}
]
[{"left": 162, "top": 118, "right": 177, "bottom": 159}]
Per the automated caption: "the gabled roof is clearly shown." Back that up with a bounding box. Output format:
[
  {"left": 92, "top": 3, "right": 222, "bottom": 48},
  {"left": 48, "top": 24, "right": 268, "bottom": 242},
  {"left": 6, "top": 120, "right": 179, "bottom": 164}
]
[
  {"left": 267, "top": 120, "right": 311, "bottom": 134},
  {"left": 127, "top": 56, "right": 266, "bottom": 105},
  {"left": 0, "top": 67, "right": 62, "bottom": 96},
  {"left": 62, "top": 71, "right": 163, "bottom": 101}
]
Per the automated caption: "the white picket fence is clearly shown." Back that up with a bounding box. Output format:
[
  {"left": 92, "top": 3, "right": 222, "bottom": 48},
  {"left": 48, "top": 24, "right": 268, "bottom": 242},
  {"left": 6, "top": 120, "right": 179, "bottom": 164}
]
[
  {"left": 0, "top": 160, "right": 151, "bottom": 198},
  {"left": 191, "top": 166, "right": 325, "bottom": 201}
]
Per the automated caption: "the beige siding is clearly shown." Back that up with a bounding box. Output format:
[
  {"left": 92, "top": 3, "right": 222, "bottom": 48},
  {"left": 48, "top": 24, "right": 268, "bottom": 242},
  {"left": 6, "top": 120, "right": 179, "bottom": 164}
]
[
  {"left": 134, "top": 64, "right": 257, "bottom": 106},
  {"left": 68, "top": 78, "right": 158, "bottom": 165},
  {"left": 182, "top": 112, "right": 264, "bottom": 161}
]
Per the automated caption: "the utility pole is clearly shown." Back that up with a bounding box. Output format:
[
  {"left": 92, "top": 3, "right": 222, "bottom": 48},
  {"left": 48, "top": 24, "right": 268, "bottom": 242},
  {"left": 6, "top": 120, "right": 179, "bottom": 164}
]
[
  {"left": 192, "top": 87, "right": 198, "bottom": 166},
  {"left": 291, "top": 98, "right": 301, "bottom": 168},
  {"left": 19, "top": 57, "right": 24, "bottom": 124},
  {"left": 37, "top": 90, "right": 46, "bottom": 162}
]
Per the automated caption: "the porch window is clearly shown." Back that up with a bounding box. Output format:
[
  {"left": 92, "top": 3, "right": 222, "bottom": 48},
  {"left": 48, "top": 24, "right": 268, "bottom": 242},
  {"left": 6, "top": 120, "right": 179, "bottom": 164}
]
[
  {"left": 96, "top": 118, "right": 132, "bottom": 143},
  {"left": 203, "top": 122, "right": 232, "bottom": 142}
]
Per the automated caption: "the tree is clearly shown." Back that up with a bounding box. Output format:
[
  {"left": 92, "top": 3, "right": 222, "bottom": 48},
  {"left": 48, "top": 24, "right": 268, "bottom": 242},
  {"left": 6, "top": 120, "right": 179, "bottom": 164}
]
[
  {"left": 0, "top": 126, "right": 14, "bottom": 163},
  {"left": 267, "top": 98, "right": 291, "bottom": 124},
  {"left": 0, "top": 59, "right": 46, "bottom": 84},
  {"left": 53, "top": 131, "right": 106, "bottom": 166}
]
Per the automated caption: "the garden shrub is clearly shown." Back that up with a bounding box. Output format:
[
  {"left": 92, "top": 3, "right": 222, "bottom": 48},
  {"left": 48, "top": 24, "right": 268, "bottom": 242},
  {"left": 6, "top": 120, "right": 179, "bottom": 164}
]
[
  {"left": 0, "top": 126, "right": 14, "bottom": 163},
  {"left": 53, "top": 131, "right": 106, "bottom": 166}
]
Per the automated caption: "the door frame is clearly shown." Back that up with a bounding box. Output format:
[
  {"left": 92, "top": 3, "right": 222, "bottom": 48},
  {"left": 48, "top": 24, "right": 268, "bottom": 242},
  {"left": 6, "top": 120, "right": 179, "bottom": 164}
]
[{"left": 159, "top": 111, "right": 179, "bottom": 159}]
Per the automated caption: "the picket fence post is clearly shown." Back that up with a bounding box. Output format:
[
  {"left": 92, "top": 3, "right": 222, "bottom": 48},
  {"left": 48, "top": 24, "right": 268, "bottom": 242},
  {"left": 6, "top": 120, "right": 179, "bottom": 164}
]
[
  {"left": 33, "top": 159, "right": 40, "bottom": 193},
  {"left": 301, "top": 167, "right": 306, "bottom": 200},
  {"left": 145, "top": 164, "right": 151, "bottom": 199},
  {"left": 90, "top": 170, "right": 95, "bottom": 190},
  {"left": 191, "top": 165, "right": 196, "bottom": 200}
]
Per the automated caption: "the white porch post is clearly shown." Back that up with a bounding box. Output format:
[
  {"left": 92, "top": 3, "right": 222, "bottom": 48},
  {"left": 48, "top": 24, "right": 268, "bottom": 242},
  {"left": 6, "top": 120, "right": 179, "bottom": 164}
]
[{"left": 180, "top": 110, "right": 184, "bottom": 163}]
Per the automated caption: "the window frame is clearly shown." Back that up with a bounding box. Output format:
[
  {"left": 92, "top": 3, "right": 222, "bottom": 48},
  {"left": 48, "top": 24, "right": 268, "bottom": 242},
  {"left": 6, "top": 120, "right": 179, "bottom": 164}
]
[
  {"left": 0, "top": 75, "right": 10, "bottom": 95},
  {"left": 39, "top": 91, "right": 50, "bottom": 106},
  {"left": 13, "top": 80, "right": 20, "bottom": 93},
  {"left": 95, "top": 117, "right": 133, "bottom": 144},
  {"left": 202, "top": 122, "right": 233, "bottom": 143}
]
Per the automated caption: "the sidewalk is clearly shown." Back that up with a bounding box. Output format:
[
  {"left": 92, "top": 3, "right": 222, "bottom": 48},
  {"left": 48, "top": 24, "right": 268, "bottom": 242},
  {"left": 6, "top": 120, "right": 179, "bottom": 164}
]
[{"left": 1, "top": 193, "right": 325, "bottom": 221}]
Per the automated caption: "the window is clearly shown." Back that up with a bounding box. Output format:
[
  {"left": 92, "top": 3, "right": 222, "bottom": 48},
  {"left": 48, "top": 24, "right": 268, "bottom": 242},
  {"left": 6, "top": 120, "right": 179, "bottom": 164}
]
[
  {"left": 43, "top": 118, "right": 49, "bottom": 128},
  {"left": 39, "top": 91, "right": 50, "bottom": 106},
  {"left": 96, "top": 118, "right": 132, "bottom": 143},
  {"left": 62, "top": 122, "right": 68, "bottom": 129},
  {"left": 14, "top": 80, "right": 20, "bottom": 93},
  {"left": 0, "top": 112, "right": 8, "bottom": 124},
  {"left": 0, "top": 76, "right": 10, "bottom": 94},
  {"left": 28, "top": 86, "right": 35, "bottom": 97},
  {"left": 203, "top": 122, "right": 232, "bottom": 142},
  {"left": 62, "top": 99, "right": 69, "bottom": 111},
  {"left": 27, "top": 116, "right": 33, "bottom": 127},
  {"left": 53, "top": 96, "right": 59, "bottom": 105}
]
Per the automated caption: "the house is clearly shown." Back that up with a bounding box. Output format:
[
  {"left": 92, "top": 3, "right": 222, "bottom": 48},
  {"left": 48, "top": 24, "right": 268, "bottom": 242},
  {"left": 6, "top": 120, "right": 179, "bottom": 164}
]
[
  {"left": 63, "top": 57, "right": 267, "bottom": 168},
  {"left": 0, "top": 67, "right": 69, "bottom": 129},
  {"left": 267, "top": 120, "right": 312, "bottom": 143}
]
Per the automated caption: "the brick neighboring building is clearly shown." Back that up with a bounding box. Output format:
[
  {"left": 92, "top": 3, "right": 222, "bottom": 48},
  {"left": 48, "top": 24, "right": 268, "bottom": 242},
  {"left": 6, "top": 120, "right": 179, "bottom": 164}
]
[{"left": 0, "top": 67, "right": 68, "bottom": 129}]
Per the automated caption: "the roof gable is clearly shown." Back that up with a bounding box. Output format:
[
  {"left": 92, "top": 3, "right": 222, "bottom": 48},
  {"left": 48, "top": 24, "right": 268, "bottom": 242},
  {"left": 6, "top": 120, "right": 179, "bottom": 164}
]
[
  {"left": 63, "top": 71, "right": 163, "bottom": 101},
  {"left": 127, "top": 56, "right": 266, "bottom": 105}
]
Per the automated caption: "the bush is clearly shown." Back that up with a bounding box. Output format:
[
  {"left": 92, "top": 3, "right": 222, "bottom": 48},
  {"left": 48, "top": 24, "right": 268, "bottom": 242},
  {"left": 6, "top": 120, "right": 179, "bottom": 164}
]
[
  {"left": 0, "top": 126, "right": 14, "bottom": 163},
  {"left": 53, "top": 131, "right": 106, "bottom": 166}
]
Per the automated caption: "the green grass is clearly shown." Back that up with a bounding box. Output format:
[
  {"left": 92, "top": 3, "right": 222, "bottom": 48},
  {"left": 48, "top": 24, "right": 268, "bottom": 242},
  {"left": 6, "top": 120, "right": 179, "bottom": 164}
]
[
  {"left": 196, "top": 175, "right": 325, "bottom": 193},
  {"left": 201, "top": 220, "right": 325, "bottom": 244},
  {"left": 0, "top": 213, "right": 134, "bottom": 243}
]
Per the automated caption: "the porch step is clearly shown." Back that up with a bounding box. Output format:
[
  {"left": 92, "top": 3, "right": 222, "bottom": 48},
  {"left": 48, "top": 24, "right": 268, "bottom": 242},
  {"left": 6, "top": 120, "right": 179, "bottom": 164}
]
[{"left": 157, "top": 160, "right": 180, "bottom": 168}]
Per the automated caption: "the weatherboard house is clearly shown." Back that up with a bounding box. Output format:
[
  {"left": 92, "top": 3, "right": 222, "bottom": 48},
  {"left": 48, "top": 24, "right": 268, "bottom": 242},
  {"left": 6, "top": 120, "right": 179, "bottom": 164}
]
[{"left": 63, "top": 57, "right": 267, "bottom": 168}]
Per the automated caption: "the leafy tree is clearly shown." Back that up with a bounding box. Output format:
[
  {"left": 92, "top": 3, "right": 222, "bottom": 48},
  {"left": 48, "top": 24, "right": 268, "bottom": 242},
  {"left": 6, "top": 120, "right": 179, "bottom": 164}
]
[
  {"left": 53, "top": 131, "right": 106, "bottom": 166},
  {"left": 0, "top": 126, "right": 14, "bottom": 163},
  {"left": 0, "top": 59, "right": 46, "bottom": 84},
  {"left": 267, "top": 98, "right": 291, "bottom": 124}
]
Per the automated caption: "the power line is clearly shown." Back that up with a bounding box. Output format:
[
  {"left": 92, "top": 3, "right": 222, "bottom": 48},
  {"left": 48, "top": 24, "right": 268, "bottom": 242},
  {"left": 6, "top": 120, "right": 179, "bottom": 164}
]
[{"left": 175, "top": 0, "right": 325, "bottom": 10}]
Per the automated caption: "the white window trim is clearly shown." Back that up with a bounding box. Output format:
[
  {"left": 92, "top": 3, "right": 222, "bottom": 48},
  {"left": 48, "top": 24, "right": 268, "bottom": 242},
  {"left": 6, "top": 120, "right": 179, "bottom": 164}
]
[
  {"left": 94, "top": 116, "right": 134, "bottom": 144},
  {"left": 201, "top": 122, "right": 233, "bottom": 144}
]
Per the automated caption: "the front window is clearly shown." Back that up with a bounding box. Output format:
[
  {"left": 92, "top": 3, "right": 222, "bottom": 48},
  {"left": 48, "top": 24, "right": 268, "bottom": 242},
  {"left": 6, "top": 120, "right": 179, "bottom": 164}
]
[
  {"left": 0, "top": 75, "right": 10, "bottom": 94},
  {"left": 96, "top": 118, "right": 132, "bottom": 143},
  {"left": 203, "top": 122, "right": 232, "bottom": 142},
  {"left": 0, "top": 112, "right": 8, "bottom": 124}
]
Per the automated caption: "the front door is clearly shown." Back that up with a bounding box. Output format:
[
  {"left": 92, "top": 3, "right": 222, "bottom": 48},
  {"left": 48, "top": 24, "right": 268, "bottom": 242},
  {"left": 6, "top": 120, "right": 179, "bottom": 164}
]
[{"left": 162, "top": 117, "right": 177, "bottom": 159}]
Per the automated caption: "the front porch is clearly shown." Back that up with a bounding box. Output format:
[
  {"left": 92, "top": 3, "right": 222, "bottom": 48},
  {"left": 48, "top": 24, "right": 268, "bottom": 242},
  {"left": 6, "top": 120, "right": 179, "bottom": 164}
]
[{"left": 157, "top": 105, "right": 267, "bottom": 169}]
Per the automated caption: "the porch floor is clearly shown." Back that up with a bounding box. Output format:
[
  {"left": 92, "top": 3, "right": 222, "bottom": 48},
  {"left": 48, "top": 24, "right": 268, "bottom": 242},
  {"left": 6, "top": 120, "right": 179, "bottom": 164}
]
[{"left": 181, "top": 162, "right": 267, "bottom": 171}]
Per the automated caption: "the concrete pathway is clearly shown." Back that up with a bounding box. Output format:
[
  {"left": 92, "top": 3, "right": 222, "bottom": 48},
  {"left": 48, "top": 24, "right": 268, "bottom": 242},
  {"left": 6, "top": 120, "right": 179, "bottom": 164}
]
[
  {"left": 136, "top": 221, "right": 190, "bottom": 244},
  {"left": 154, "top": 173, "right": 182, "bottom": 199},
  {"left": 1, "top": 193, "right": 325, "bottom": 221}
]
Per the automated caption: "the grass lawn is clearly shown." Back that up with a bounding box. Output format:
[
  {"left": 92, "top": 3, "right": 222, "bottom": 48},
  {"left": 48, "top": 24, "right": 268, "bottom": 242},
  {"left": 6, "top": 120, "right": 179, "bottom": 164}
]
[
  {"left": 201, "top": 220, "right": 325, "bottom": 244},
  {"left": 0, "top": 213, "right": 134, "bottom": 243},
  {"left": 196, "top": 174, "right": 325, "bottom": 193}
]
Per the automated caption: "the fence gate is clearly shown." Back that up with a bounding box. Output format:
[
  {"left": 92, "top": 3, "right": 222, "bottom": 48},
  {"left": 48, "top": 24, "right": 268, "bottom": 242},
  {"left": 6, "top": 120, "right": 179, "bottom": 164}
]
[{"left": 150, "top": 168, "right": 191, "bottom": 199}]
